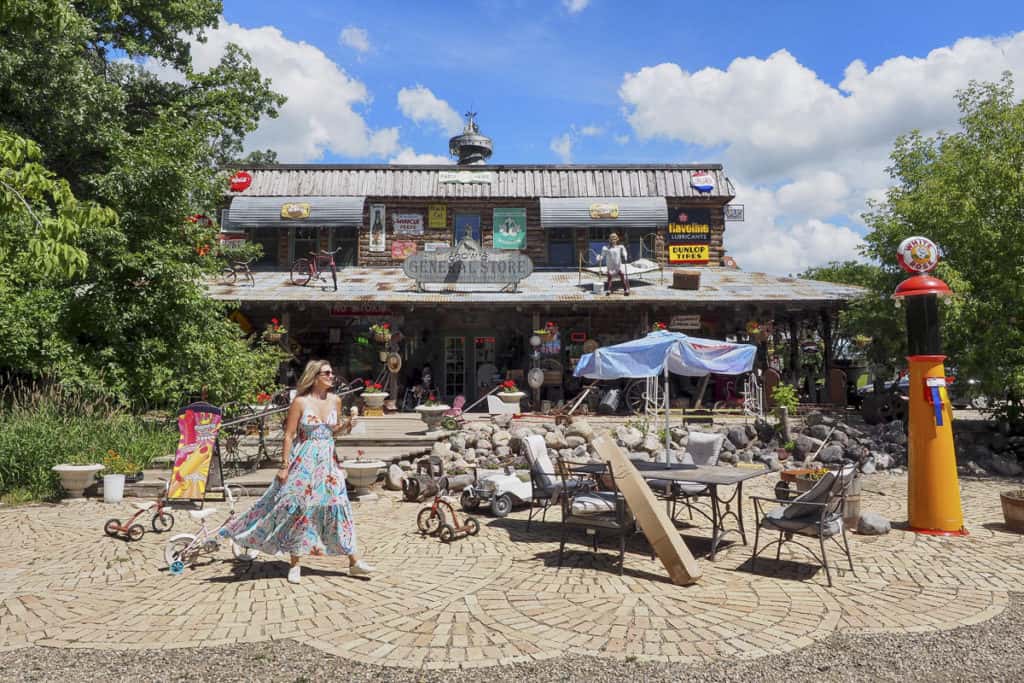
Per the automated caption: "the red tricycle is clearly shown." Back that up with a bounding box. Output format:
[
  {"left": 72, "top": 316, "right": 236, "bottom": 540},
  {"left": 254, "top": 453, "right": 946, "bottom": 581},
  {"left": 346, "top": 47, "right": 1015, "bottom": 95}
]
[
  {"left": 104, "top": 498, "right": 175, "bottom": 541},
  {"left": 417, "top": 488, "right": 480, "bottom": 543}
]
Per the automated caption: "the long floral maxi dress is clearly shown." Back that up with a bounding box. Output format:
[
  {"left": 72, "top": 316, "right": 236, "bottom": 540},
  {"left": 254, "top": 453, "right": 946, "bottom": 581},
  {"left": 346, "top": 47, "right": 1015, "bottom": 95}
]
[{"left": 220, "top": 408, "right": 357, "bottom": 556}]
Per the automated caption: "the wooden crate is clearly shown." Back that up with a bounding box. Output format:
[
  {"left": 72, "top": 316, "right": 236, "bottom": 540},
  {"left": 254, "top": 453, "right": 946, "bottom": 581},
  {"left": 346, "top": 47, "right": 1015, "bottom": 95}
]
[{"left": 672, "top": 270, "right": 701, "bottom": 290}]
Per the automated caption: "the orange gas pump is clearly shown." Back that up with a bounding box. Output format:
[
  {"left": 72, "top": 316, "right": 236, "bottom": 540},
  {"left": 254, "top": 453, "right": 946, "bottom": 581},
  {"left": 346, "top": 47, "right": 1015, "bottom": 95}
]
[{"left": 894, "top": 237, "right": 966, "bottom": 535}]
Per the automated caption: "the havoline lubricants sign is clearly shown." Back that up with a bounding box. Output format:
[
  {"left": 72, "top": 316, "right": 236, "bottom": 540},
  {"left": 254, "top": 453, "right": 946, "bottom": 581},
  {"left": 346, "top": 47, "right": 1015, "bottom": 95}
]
[{"left": 667, "top": 208, "right": 710, "bottom": 264}]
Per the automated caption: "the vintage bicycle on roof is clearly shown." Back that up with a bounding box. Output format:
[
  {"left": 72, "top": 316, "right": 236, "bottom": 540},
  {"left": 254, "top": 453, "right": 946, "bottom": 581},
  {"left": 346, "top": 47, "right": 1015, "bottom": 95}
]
[
  {"left": 290, "top": 247, "right": 342, "bottom": 290},
  {"left": 219, "top": 257, "right": 256, "bottom": 287}
]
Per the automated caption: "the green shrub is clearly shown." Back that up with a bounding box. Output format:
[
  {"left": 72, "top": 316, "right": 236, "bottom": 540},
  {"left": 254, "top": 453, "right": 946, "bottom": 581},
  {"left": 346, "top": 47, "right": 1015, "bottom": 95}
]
[
  {"left": 771, "top": 383, "right": 800, "bottom": 415},
  {"left": 0, "top": 386, "right": 177, "bottom": 500}
]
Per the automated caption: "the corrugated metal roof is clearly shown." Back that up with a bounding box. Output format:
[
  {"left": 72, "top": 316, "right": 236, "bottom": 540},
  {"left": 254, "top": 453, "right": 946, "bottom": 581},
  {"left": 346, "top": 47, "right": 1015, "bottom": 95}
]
[
  {"left": 540, "top": 197, "right": 668, "bottom": 229},
  {"left": 207, "top": 267, "right": 865, "bottom": 306},
  {"left": 223, "top": 196, "right": 364, "bottom": 228},
  {"left": 226, "top": 165, "right": 735, "bottom": 200}
]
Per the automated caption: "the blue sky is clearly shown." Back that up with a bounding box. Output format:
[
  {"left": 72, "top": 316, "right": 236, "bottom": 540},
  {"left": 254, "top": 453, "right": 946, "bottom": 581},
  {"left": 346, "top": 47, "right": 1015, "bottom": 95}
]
[{"left": 190, "top": 1, "right": 1024, "bottom": 273}]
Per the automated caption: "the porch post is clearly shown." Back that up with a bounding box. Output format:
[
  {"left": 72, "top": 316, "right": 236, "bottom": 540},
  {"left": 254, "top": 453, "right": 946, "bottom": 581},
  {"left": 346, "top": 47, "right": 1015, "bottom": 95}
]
[{"left": 821, "top": 309, "right": 833, "bottom": 405}]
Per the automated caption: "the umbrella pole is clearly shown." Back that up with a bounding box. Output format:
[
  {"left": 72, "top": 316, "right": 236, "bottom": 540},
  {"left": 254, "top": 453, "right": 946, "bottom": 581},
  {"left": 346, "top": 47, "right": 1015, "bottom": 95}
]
[{"left": 664, "top": 365, "right": 671, "bottom": 467}]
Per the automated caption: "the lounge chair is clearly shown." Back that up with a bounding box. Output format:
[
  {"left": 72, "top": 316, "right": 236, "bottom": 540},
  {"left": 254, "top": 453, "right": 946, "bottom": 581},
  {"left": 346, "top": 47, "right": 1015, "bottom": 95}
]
[{"left": 557, "top": 459, "right": 634, "bottom": 575}]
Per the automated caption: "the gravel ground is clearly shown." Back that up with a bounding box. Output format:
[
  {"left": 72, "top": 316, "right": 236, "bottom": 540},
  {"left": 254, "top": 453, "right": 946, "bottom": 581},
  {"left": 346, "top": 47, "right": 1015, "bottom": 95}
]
[{"left": 4, "top": 594, "right": 1024, "bottom": 683}]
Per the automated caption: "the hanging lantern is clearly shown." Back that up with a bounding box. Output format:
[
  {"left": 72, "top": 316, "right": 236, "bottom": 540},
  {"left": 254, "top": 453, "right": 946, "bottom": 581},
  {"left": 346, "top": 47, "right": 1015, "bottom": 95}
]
[{"left": 229, "top": 171, "right": 253, "bottom": 192}]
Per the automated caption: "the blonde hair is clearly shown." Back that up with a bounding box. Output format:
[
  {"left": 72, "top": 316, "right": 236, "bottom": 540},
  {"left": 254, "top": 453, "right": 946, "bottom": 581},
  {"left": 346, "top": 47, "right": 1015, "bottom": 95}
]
[{"left": 296, "top": 359, "right": 331, "bottom": 397}]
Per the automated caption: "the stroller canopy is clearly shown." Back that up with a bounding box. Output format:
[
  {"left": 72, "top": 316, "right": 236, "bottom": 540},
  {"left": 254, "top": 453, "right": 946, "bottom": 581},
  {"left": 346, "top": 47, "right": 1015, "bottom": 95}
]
[{"left": 573, "top": 330, "right": 757, "bottom": 380}]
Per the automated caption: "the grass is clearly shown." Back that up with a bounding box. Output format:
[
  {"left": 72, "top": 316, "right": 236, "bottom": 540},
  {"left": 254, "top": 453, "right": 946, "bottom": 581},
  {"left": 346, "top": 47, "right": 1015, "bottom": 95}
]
[{"left": 0, "top": 384, "right": 178, "bottom": 502}]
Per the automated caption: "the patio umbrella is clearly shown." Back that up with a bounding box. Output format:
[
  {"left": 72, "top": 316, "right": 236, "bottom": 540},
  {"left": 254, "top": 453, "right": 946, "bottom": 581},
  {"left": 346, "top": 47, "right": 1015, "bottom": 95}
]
[{"left": 573, "top": 331, "right": 757, "bottom": 465}]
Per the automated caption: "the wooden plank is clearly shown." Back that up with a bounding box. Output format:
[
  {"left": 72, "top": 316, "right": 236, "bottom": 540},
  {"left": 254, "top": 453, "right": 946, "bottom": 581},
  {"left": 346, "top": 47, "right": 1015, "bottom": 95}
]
[{"left": 591, "top": 435, "right": 701, "bottom": 585}]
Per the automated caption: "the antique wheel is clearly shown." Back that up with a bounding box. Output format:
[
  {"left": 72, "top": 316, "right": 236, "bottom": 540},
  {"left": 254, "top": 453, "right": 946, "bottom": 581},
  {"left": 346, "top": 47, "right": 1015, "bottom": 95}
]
[
  {"left": 104, "top": 518, "right": 121, "bottom": 537},
  {"left": 491, "top": 494, "right": 513, "bottom": 518},
  {"left": 417, "top": 507, "right": 443, "bottom": 535},
  {"left": 465, "top": 518, "right": 480, "bottom": 536},
  {"left": 290, "top": 258, "right": 312, "bottom": 286},
  {"left": 152, "top": 512, "right": 175, "bottom": 533},
  {"left": 220, "top": 266, "right": 237, "bottom": 285},
  {"left": 127, "top": 524, "right": 146, "bottom": 541},
  {"left": 438, "top": 524, "right": 456, "bottom": 543},
  {"left": 625, "top": 380, "right": 656, "bottom": 415},
  {"left": 460, "top": 490, "right": 479, "bottom": 512}
]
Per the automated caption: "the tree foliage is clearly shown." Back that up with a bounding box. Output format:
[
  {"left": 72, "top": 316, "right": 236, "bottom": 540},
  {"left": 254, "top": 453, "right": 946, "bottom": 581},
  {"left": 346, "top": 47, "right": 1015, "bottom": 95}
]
[
  {"left": 0, "top": 0, "right": 287, "bottom": 408},
  {"left": 861, "top": 73, "right": 1024, "bottom": 422}
]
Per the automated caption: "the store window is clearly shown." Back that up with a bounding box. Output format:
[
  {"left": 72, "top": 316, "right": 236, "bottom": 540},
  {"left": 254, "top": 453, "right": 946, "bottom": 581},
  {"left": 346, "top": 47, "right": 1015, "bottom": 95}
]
[
  {"left": 291, "top": 226, "right": 319, "bottom": 262},
  {"left": 587, "top": 228, "right": 647, "bottom": 264},
  {"left": 546, "top": 228, "right": 575, "bottom": 268},
  {"left": 248, "top": 228, "right": 281, "bottom": 270},
  {"left": 330, "top": 227, "right": 358, "bottom": 267}
]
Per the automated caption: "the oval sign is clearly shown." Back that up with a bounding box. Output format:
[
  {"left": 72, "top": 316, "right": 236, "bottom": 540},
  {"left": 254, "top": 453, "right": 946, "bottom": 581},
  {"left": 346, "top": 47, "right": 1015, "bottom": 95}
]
[
  {"left": 690, "top": 170, "right": 715, "bottom": 193},
  {"left": 897, "top": 236, "right": 939, "bottom": 273},
  {"left": 229, "top": 171, "right": 252, "bottom": 192}
]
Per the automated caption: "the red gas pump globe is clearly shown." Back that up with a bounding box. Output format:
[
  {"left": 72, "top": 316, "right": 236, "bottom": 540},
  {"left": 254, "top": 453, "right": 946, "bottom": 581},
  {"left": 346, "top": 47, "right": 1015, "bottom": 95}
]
[{"left": 897, "top": 236, "right": 940, "bottom": 273}]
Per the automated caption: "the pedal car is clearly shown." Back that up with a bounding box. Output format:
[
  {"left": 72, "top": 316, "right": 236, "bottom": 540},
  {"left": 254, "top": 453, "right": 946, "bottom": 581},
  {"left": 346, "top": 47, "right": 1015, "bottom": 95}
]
[{"left": 460, "top": 467, "right": 532, "bottom": 518}]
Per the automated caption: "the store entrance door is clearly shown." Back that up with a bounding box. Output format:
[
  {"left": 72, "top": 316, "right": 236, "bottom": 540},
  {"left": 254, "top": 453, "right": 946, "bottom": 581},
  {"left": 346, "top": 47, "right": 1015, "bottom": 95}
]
[{"left": 473, "top": 336, "right": 498, "bottom": 404}]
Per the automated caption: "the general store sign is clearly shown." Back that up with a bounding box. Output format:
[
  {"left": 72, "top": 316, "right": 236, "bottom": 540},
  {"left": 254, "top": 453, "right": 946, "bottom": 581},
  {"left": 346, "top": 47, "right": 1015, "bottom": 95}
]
[
  {"left": 669, "top": 315, "right": 702, "bottom": 331},
  {"left": 438, "top": 170, "right": 496, "bottom": 184},
  {"left": 668, "top": 244, "right": 710, "bottom": 263},
  {"left": 330, "top": 304, "right": 392, "bottom": 317},
  {"left": 403, "top": 237, "right": 533, "bottom": 288},
  {"left": 393, "top": 213, "right": 424, "bottom": 235}
]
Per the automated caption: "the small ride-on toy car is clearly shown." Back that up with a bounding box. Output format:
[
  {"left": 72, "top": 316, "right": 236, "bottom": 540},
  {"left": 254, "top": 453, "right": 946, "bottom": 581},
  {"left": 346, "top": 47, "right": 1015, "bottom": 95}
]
[{"left": 460, "top": 467, "right": 533, "bottom": 518}]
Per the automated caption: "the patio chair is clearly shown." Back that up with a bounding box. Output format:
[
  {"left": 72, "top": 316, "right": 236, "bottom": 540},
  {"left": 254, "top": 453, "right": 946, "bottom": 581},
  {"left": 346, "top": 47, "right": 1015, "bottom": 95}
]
[
  {"left": 521, "top": 434, "right": 579, "bottom": 531},
  {"left": 557, "top": 460, "right": 634, "bottom": 575},
  {"left": 647, "top": 431, "right": 725, "bottom": 523},
  {"left": 749, "top": 464, "right": 856, "bottom": 587}
]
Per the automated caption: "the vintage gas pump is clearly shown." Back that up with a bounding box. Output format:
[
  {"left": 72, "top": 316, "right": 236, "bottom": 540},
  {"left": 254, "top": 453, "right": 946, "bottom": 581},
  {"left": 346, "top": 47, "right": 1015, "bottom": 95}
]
[{"left": 893, "top": 236, "right": 967, "bottom": 535}]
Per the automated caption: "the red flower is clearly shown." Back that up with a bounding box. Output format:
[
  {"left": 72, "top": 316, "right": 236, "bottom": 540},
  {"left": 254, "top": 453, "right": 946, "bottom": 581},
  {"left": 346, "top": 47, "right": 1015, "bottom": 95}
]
[
  {"left": 364, "top": 379, "right": 372, "bottom": 387},
  {"left": 373, "top": 383, "right": 382, "bottom": 390},
  {"left": 382, "top": 323, "right": 390, "bottom": 329},
  {"left": 428, "top": 394, "right": 435, "bottom": 401},
  {"left": 271, "top": 317, "right": 279, "bottom": 325},
  {"left": 256, "top": 392, "right": 271, "bottom": 403}
]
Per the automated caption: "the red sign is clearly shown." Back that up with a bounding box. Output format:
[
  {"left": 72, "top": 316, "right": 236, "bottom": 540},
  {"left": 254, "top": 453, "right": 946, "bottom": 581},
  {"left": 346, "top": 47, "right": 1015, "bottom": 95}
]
[
  {"left": 330, "top": 305, "right": 391, "bottom": 317},
  {"left": 229, "top": 171, "right": 252, "bottom": 192}
]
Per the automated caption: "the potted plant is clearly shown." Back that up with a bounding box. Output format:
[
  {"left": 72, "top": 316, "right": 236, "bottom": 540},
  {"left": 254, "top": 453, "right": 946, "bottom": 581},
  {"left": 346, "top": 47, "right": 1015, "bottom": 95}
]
[
  {"left": 651, "top": 321, "right": 668, "bottom": 332},
  {"left": 776, "top": 440, "right": 795, "bottom": 462},
  {"left": 361, "top": 380, "right": 389, "bottom": 411},
  {"left": 497, "top": 379, "right": 526, "bottom": 404},
  {"left": 370, "top": 322, "right": 392, "bottom": 344},
  {"left": 52, "top": 460, "right": 105, "bottom": 498},
  {"left": 339, "top": 450, "right": 386, "bottom": 501},
  {"left": 264, "top": 317, "right": 287, "bottom": 342},
  {"left": 793, "top": 467, "right": 828, "bottom": 493},
  {"left": 1000, "top": 489, "right": 1024, "bottom": 533},
  {"left": 415, "top": 393, "right": 450, "bottom": 431}
]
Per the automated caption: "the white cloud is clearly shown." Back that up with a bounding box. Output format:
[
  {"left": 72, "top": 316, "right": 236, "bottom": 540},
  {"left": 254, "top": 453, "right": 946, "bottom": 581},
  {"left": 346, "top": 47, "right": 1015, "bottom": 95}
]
[
  {"left": 550, "top": 133, "right": 573, "bottom": 163},
  {"left": 618, "top": 32, "right": 1024, "bottom": 273},
  {"left": 388, "top": 148, "right": 453, "bottom": 165},
  {"left": 562, "top": 0, "right": 591, "bottom": 14},
  {"left": 580, "top": 125, "right": 603, "bottom": 136},
  {"left": 614, "top": 134, "right": 630, "bottom": 145},
  {"left": 338, "top": 26, "right": 371, "bottom": 53},
  {"left": 397, "top": 86, "right": 464, "bottom": 134},
  {"left": 177, "top": 19, "right": 399, "bottom": 161}
]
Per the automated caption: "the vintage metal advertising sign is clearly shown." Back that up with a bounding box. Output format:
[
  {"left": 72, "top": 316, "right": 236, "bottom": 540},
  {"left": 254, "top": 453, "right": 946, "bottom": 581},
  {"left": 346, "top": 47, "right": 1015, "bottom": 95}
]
[
  {"left": 428, "top": 204, "right": 447, "bottom": 229},
  {"left": 668, "top": 208, "right": 711, "bottom": 264},
  {"left": 589, "top": 202, "right": 619, "bottom": 219},
  {"left": 438, "top": 170, "right": 496, "bottom": 184},
  {"left": 368, "top": 204, "right": 386, "bottom": 252},
  {"left": 492, "top": 208, "right": 526, "bottom": 249},
  {"left": 280, "top": 202, "right": 311, "bottom": 219},
  {"left": 393, "top": 213, "right": 424, "bottom": 236},
  {"left": 403, "top": 237, "right": 533, "bottom": 290},
  {"left": 391, "top": 240, "right": 417, "bottom": 260}
]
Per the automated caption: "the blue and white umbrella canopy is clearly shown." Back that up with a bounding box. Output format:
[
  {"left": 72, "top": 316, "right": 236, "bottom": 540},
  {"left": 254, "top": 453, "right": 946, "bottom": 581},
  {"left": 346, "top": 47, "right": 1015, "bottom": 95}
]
[{"left": 573, "top": 330, "right": 756, "bottom": 380}]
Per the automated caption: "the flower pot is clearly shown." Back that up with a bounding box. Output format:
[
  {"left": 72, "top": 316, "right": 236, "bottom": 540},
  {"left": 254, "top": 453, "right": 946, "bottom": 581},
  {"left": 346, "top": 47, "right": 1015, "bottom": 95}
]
[
  {"left": 52, "top": 464, "right": 104, "bottom": 498},
  {"left": 362, "top": 392, "right": 388, "bottom": 410},
  {"left": 340, "top": 460, "right": 386, "bottom": 501},
  {"left": 265, "top": 332, "right": 282, "bottom": 343},
  {"left": 415, "top": 404, "right": 450, "bottom": 431},
  {"left": 103, "top": 474, "right": 126, "bottom": 503},
  {"left": 497, "top": 391, "right": 525, "bottom": 405},
  {"left": 775, "top": 448, "right": 791, "bottom": 462},
  {"left": 125, "top": 471, "right": 144, "bottom": 484},
  {"left": 1000, "top": 490, "right": 1024, "bottom": 533}
]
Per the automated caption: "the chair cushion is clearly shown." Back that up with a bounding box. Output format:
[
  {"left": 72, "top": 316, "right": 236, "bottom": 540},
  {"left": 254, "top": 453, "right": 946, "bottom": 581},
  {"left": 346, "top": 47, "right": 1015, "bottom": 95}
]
[
  {"left": 647, "top": 479, "right": 707, "bottom": 498},
  {"left": 525, "top": 434, "right": 556, "bottom": 490},
  {"left": 563, "top": 512, "right": 625, "bottom": 529},
  {"left": 571, "top": 491, "right": 617, "bottom": 516},
  {"left": 764, "top": 506, "right": 843, "bottom": 537},
  {"left": 781, "top": 472, "right": 836, "bottom": 519},
  {"left": 686, "top": 431, "right": 725, "bottom": 466}
]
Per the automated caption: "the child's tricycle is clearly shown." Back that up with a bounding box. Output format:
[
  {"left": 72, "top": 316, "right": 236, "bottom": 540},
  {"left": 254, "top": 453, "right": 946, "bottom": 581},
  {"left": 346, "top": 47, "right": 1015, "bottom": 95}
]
[
  {"left": 104, "top": 499, "right": 175, "bottom": 541},
  {"left": 417, "top": 489, "right": 480, "bottom": 543}
]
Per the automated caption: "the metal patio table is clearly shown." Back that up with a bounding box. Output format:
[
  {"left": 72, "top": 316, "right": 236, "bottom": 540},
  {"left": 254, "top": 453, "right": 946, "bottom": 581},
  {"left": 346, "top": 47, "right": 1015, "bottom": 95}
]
[{"left": 570, "top": 461, "right": 770, "bottom": 560}]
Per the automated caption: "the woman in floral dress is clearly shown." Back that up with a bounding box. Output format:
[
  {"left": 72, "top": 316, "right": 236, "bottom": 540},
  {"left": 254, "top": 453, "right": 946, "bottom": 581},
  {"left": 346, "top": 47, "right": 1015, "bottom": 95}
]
[{"left": 221, "top": 360, "right": 375, "bottom": 584}]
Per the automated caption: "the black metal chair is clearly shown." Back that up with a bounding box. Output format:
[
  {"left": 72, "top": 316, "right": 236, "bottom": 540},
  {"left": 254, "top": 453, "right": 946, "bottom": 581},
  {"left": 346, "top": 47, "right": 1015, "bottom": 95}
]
[
  {"left": 557, "top": 461, "right": 634, "bottom": 575},
  {"left": 750, "top": 464, "right": 856, "bottom": 587}
]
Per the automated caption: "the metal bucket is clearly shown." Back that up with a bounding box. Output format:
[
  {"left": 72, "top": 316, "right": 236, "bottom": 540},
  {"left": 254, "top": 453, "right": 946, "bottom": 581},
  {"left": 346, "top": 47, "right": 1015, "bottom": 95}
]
[{"left": 598, "top": 388, "right": 621, "bottom": 414}]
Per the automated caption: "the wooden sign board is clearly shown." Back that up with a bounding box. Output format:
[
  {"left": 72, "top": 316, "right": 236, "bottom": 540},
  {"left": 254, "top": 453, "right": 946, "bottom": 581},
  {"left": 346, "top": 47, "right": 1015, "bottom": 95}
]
[{"left": 591, "top": 435, "right": 701, "bottom": 585}]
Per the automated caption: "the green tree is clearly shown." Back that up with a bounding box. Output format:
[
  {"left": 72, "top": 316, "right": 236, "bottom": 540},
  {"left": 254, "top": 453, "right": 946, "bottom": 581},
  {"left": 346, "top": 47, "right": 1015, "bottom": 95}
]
[
  {"left": 0, "top": 0, "right": 287, "bottom": 407},
  {"left": 861, "top": 73, "right": 1024, "bottom": 423}
]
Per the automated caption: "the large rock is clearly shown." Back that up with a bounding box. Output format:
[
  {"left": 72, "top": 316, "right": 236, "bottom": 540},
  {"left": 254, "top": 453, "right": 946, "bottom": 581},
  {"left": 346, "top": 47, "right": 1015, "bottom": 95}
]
[
  {"left": 566, "top": 420, "right": 595, "bottom": 441},
  {"left": 641, "top": 434, "right": 664, "bottom": 453},
  {"left": 718, "top": 450, "right": 739, "bottom": 465},
  {"left": 857, "top": 512, "right": 891, "bottom": 535},
  {"left": 476, "top": 439, "right": 493, "bottom": 453},
  {"left": 817, "top": 444, "right": 846, "bottom": 464},
  {"left": 793, "top": 434, "right": 817, "bottom": 458},
  {"left": 477, "top": 423, "right": 495, "bottom": 436},
  {"left": 860, "top": 459, "right": 876, "bottom": 475},
  {"left": 431, "top": 442, "right": 453, "bottom": 460},
  {"left": 744, "top": 423, "right": 758, "bottom": 441},
  {"left": 989, "top": 453, "right": 1024, "bottom": 477},
  {"left": 566, "top": 435, "right": 587, "bottom": 449},
  {"left": 760, "top": 452, "right": 781, "bottom": 472},
  {"left": 615, "top": 426, "right": 644, "bottom": 449},
  {"left": 463, "top": 448, "right": 477, "bottom": 464},
  {"left": 720, "top": 437, "right": 737, "bottom": 453},
  {"left": 670, "top": 426, "right": 689, "bottom": 443},
  {"left": 495, "top": 445, "right": 511, "bottom": 459},
  {"left": 808, "top": 424, "right": 832, "bottom": 441},
  {"left": 450, "top": 433, "right": 467, "bottom": 453},
  {"left": 754, "top": 418, "right": 775, "bottom": 444},
  {"left": 726, "top": 427, "right": 750, "bottom": 449},
  {"left": 831, "top": 430, "right": 850, "bottom": 446},
  {"left": 385, "top": 464, "right": 404, "bottom": 491},
  {"left": 492, "top": 430, "right": 512, "bottom": 446},
  {"left": 572, "top": 444, "right": 588, "bottom": 459},
  {"left": 545, "top": 431, "right": 569, "bottom": 450},
  {"left": 804, "top": 411, "right": 825, "bottom": 427}
]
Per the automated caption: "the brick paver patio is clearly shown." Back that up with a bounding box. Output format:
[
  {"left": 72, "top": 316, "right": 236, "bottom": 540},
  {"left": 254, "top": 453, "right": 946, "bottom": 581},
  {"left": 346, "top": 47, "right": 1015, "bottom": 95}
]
[{"left": 1, "top": 473, "right": 1021, "bottom": 670}]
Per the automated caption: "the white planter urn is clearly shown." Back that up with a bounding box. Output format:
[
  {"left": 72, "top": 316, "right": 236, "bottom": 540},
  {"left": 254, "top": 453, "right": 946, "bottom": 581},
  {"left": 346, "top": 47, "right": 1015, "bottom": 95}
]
[
  {"left": 497, "top": 391, "right": 525, "bottom": 405},
  {"left": 415, "top": 404, "right": 450, "bottom": 431},
  {"left": 362, "top": 392, "right": 388, "bottom": 410},
  {"left": 52, "top": 464, "right": 104, "bottom": 498},
  {"left": 340, "top": 460, "right": 386, "bottom": 501}
]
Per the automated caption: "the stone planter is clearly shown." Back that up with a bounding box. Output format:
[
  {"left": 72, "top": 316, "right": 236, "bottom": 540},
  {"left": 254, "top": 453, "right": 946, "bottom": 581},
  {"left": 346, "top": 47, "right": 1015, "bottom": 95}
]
[
  {"left": 497, "top": 391, "right": 525, "bottom": 405},
  {"left": 341, "top": 460, "right": 385, "bottom": 501},
  {"left": 362, "top": 392, "right": 388, "bottom": 410},
  {"left": 415, "top": 404, "right": 450, "bottom": 431},
  {"left": 1000, "top": 489, "right": 1024, "bottom": 533},
  {"left": 52, "top": 464, "right": 104, "bottom": 498}
]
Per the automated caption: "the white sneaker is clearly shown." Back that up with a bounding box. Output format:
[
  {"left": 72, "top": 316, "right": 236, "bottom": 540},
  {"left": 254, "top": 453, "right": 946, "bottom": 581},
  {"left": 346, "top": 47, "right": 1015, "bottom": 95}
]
[
  {"left": 287, "top": 565, "right": 301, "bottom": 584},
  {"left": 349, "top": 560, "right": 375, "bottom": 577}
]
